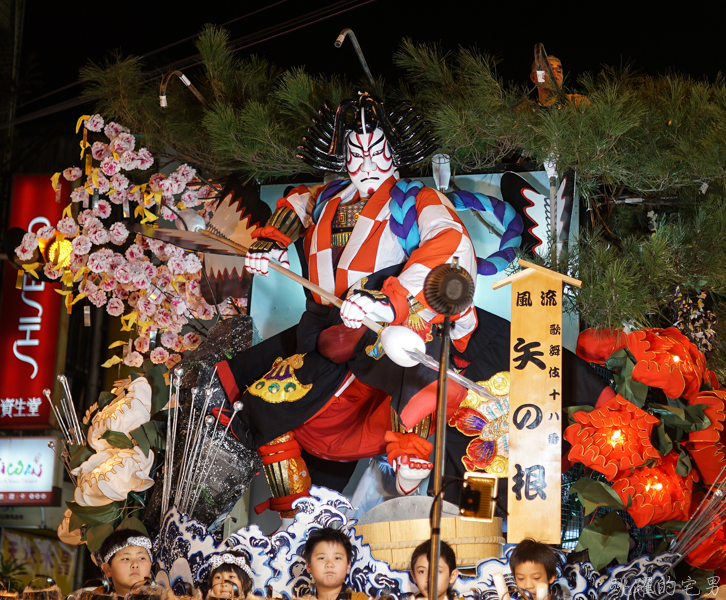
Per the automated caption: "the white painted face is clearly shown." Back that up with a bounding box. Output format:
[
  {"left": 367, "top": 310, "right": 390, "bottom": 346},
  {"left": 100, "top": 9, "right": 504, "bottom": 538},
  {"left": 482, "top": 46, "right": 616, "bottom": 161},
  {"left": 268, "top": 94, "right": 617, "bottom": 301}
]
[{"left": 346, "top": 128, "right": 394, "bottom": 197}]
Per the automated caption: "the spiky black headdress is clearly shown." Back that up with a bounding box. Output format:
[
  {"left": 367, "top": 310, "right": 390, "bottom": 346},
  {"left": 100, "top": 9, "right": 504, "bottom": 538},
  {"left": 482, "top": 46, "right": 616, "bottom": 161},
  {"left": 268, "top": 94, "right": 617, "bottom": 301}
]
[{"left": 297, "top": 93, "right": 437, "bottom": 172}]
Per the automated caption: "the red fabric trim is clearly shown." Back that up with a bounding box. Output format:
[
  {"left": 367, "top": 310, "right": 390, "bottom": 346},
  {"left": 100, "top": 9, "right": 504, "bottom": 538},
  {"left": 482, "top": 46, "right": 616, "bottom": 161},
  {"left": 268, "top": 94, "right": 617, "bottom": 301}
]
[
  {"left": 380, "top": 276, "right": 410, "bottom": 326},
  {"left": 250, "top": 226, "right": 292, "bottom": 247},
  {"left": 254, "top": 490, "right": 310, "bottom": 515},
  {"left": 260, "top": 449, "right": 300, "bottom": 464},
  {"left": 215, "top": 360, "right": 241, "bottom": 404},
  {"left": 275, "top": 186, "right": 310, "bottom": 211}
]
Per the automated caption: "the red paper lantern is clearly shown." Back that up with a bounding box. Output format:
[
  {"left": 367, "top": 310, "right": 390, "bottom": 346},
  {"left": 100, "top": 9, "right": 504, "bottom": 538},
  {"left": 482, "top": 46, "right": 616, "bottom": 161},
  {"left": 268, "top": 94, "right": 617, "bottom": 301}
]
[
  {"left": 687, "top": 389, "right": 726, "bottom": 484},
  {"left": 627, "top": 327, "right": 707, "bottom": 400},
  {"left": 575, "top": 327, "right": 628, "bottom": 365},
  {"left": 612, "top": 451, "right": 697, "bottom": 528},
  {"left": 564, "top": 395, "right": 661, "bottom": 481}
]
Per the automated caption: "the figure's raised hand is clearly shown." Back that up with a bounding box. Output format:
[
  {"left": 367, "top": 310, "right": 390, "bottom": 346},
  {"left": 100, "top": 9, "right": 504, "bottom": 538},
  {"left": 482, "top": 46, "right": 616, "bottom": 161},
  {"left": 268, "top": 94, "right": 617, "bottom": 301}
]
[
  {"left": 340, "top": 290, "right": 395, "bottom": 329},
  {"left": 244, "top": 244, "right": 289, "bottom": 276}
]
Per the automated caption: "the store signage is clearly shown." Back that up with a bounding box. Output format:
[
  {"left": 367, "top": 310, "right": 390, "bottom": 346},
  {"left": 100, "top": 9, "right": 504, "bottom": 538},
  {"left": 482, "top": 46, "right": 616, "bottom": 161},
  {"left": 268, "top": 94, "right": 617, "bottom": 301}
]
[
  {"left": 0, "top": 175, "right": 64, "bottom": 429},
  {"left": 0, "top": 436, "right": 57, "bottom": 505}
]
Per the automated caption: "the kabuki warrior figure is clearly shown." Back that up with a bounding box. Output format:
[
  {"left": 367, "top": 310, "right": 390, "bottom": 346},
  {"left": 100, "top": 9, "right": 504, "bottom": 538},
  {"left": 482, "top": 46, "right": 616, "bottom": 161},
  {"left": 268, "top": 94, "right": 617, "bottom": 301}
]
[{"left": 213, "top": 92, "right": 611, "bottom": 520}]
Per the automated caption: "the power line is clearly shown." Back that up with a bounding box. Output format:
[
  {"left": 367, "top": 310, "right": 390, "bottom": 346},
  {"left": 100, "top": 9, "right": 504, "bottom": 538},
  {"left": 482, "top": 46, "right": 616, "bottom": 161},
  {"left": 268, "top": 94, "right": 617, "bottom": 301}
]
[{"left": 1, "top": 0, "right": 376, "bottom": 130}]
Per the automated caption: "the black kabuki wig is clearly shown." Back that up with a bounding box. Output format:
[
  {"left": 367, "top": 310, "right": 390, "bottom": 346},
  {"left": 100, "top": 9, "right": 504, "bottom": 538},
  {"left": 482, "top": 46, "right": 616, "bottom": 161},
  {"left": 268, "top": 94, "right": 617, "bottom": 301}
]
[{"left": 297, "top": 92, "right": 438, "bottom": 172}]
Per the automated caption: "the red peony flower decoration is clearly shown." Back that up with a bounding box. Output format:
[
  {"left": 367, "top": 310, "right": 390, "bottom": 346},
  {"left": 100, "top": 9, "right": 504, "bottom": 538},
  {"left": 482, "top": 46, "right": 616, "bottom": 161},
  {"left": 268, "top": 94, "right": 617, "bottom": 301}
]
[
  {"left": 576, "top": 327, "right": 628, "bottom": 365},
  {"left": 564, "top": 395, "right": 661, "bottom": 481},
  {"left": 612, "top": 451, "right": 697, "bottom": 528},
  {"left": 627, "top": 327, "right": 707, "bottom": 400},
  {"left": 688, "top": 389, "right": 726, "bottom": 484}
]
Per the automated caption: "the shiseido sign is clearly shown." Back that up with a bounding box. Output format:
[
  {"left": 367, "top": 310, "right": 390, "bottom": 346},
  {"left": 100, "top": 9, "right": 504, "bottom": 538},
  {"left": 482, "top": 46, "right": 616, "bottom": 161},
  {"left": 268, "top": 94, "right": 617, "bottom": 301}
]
[{"left": 0, "top": 175, "right": 64, "bottom": 429}]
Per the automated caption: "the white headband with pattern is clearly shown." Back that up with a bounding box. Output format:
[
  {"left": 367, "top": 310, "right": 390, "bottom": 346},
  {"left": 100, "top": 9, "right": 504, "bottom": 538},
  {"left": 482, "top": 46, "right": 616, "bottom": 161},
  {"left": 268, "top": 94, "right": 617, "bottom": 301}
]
[
  {"left": 104, "top": 536, "right": 152, "bottom": 564},
  {"left": 209, "top": 553, "right": 254, "bottom": 580}
]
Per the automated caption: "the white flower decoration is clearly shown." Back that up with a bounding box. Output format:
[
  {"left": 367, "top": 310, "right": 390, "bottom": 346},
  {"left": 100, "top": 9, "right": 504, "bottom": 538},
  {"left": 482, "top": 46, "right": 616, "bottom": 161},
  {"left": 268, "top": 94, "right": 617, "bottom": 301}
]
[
  {"left": 71, "top": 446, "right": 154, "bottom": 506},
  {"left": 57, "top": 508, "right": 84, "bottom": 545},
  {"left": 87, "top": 377, "right": 152, "bottom": 451}
]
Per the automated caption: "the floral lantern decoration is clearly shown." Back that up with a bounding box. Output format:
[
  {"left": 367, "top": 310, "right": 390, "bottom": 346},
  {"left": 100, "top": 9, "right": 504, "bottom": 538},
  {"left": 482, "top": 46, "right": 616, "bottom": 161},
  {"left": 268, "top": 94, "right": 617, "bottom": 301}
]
[{"left": 564, "top": 394, "right": 660, "bottom": 481}]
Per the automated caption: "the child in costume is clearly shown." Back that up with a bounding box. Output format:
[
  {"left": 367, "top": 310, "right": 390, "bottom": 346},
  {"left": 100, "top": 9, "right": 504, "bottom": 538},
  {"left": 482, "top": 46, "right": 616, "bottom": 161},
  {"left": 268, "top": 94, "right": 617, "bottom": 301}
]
[
  {"left": 509, "top": 539, "right": 557, "bottom": 600},
  {"left": 301, "top": 528, "right": 367, "bottom": 600},
  {"left": 98, "top": 530, "right": 154, "bottom": 598},
  {"left": 206, "top": 551, "right": 254, "bottom": 599},
  {"left": 409, "top": 540, "right": 459, "bottom": 600}
]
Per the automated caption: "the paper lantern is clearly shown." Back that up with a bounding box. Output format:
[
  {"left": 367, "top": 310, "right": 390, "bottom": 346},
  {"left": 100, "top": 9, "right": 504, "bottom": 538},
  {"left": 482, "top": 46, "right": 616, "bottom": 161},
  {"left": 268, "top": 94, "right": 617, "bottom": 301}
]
[
  {"left": 627, "top": 327, "right": 706, "bottom": 400},
  {"left": 612, "top": 451, "right": 696, "bottom": 528},
  {"left": 564, "top": 394, "right": 660, "bottom": 480}
]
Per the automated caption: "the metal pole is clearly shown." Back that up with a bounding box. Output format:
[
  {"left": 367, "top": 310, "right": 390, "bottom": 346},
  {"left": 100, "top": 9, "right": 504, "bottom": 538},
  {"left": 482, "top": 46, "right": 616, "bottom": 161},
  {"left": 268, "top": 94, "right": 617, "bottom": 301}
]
[{"left": 428, "top": 316, "right": 451, "bottom": 600}]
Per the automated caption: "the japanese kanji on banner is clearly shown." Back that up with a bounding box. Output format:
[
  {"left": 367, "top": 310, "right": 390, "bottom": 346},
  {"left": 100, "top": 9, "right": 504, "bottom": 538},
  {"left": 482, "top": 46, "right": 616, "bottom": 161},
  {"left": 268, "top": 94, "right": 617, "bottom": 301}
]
[
  {"left": 493, "top": 259, "right": 581, "bottom": 543},
  {"left": 0, "top": 175, "right": 65, "bottom": 429},
  {"left": 0, "top": 529, "right": 77, "bottom": 593}
]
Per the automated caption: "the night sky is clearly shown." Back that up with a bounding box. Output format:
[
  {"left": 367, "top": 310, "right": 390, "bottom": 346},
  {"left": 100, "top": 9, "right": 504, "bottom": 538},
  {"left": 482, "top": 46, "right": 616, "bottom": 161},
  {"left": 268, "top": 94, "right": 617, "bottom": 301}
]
[{"left": 14, "top": 0, "right": 722, "bottom": 129}]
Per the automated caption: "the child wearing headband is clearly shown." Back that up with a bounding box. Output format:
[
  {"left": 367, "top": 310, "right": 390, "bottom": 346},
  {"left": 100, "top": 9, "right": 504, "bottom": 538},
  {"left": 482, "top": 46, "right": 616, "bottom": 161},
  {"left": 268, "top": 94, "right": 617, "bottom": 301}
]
[
  {"left": 98, "top": 529, "right": 154, "bottom": 598},
  {"left": 206, "top": 551, "right": 254, "bottom": 599}
]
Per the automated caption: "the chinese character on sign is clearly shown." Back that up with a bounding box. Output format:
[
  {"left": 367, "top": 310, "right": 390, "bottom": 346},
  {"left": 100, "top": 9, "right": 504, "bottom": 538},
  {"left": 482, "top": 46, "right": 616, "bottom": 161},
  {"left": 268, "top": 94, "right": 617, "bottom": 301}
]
[
  {"left": 549, "top": 344, "right": 560, "bottom": 356},
  {"left": 549, "top": 324, "right": 561, "bottom": 335},
  {"left": 27, "top": 397, "right": 43, "bottom": 416},
  {"left": 14, "top": 398, "right": 26, "bottom": 417},
  {"left": 513, "top": 338, "right": 546, "bottom": 370},
  {"left": 548, "top": 412, "right": 560, "bottom": 421},
  {"left": 512, "top": 464, "right": 547, "bottom": 500},
  {"left": 1, "top": 398, "right": 15, "bottom": 418},
  {"left": 541, "top": 290, "right": 557, "bottom": 306},
  {"left": 516, "top": 291, "right": 533, "bottom": 307},
  {"left": 548, "top": 433, "right": 559, "bottom": 445},
  {"left": 548, "top": 366, "right": 560, "bottom": 378},
  {"left": 549, "top": 389, "right": 560, "bottom": 400}
]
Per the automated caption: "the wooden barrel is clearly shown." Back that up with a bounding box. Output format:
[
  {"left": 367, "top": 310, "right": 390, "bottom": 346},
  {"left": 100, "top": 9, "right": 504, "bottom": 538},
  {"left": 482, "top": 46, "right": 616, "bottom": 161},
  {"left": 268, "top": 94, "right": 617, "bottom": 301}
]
[{"left": 353, "top": 517, "right": 504, "bottom": 571}]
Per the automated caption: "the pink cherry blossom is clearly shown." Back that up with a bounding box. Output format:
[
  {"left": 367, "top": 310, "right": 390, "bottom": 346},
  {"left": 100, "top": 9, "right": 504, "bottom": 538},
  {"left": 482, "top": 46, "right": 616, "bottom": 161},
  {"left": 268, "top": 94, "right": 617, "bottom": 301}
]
[
  {"left": 108, "top": 190, "right": 127, "bottom": 205},
  {"left": 184, "top": 254, "right": 202, "bottom": 274},
  {"left": 119, "top": 151, "right": 140, "bottom": 171},
  {"left": 36, "top": 225, "right": 56, "bottom": 239},
  {"left": 165, "top": 354, "right": 182, "bottom": 369},
  {"left": 93, "top": 199, "right": 112, "bottom": 219},
  {"left": 183, "top": 332, "right": 202, "bottom": 350},
  {"left": 87, "top": 251, "right": 109, "bottom": 273},
  {"left": 134, "top": 336, "right": 150, "bottom": 353},
  {"left": 147, "top": 239, "right": 166, "bottom": 257},
  {"left": 43, "top": 263, "right": 62, "bottom": 280},
  {"left": 167, "top": 256, "right": 186, "bottom": 275},
  {"left": 15, "top": 245, "right": 34, "bottom": 260},
  {"left": 169, "top": 296, "right": 187, "bottom": 316},
  {"left": 114, "top": 263, "right": 133, "bottom": 284},
  {"left": 80, "top": 214, "right": 101, "bottom": 229},
  {"left": 124, "top": 351, "right": 144, "bottom": 368},
  {"left": 109, "top": 222, "right": 129, "bottom": 245},
  {"left": 100, "top": 157, "right": 120, "bottom": 177},
  {"left": 148, "top": 174, "right": 166, "bottom": 193},
  {"left": 90, "top": 174, "right": 110, "bottom": 194},
  {"left": 88, "top": 290, "right": 108, "bottom": 307},
  {"left": 136, "top": 296, "right": 156, "bottom": 317},
  {"left": 57, "top": 217, "right": 79, "bottom": 237},
  {"left": 91, "top": 141, "right": 111, "bottom": 161},
  {"left": 153, "top": 308, "right": 173, "bottom": 328},
  {"left": 88, "top": 227, "right": 109, "bottom": 246},
  {"left": 180, "top": 190, "right": 200, "bottom": 207},
  {"left": 104, "top": 122, "right": 128, "bottom": 139},
  {"left": 125, "top": 244, "right": 144, "bottom": 260},
  {"left": 136, "top": 147, "right": 154, "bottom": 170},
  {"left": 71, "top": 187, "right": 89, "bottom": 204},
  {"left": 106, "top": 297, "right": 125, "bottom": 317},
  {"left": 72, "top": 235, "right": 92, "bottom": 255},
  {"left": 21, "top": 232, "right": 39, "bottom": 250},
  {"left": 100, "top": 277, "right": 116, "bottom": 292},
  {"left": 63, "top": 167, "right": 82, "bottom": 181},
  {"left": 160, "top": 207, "right": 177, "bottom": 221},
  {"left": 112, "top": 132, "right": 136, "bottom": 154},
  {"left": 85, "top": 114, "right": 104, "bottom": 132},
  {"left": 165, "top": 244, "right": 184, "bottom": 259},
  {"left": 110, "top": 173, "right": 129, "bottom": 191},
  {"left": 127, "top": 189, "right": 143, "bottom": 204},
  {"left": 194, "top": 302, "right": 215, "bottom": 320},
  {"left": 127, "top": 292, "right": 140, "bottom": 307},
  {"left": 175, "top": 164, "right": 196, "bottom": 182},
  {"left": 149, "top": 347, "right": 169, "bottom": 365}
]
